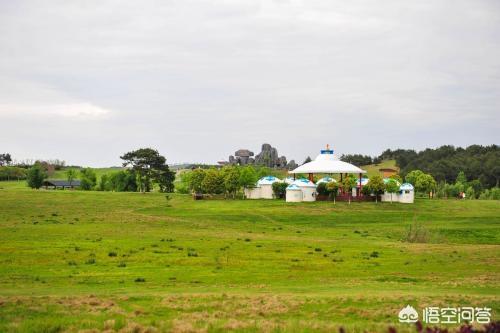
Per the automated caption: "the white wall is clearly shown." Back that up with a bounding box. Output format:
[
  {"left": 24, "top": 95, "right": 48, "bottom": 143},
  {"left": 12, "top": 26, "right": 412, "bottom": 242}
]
[{"left": 286, "top": 190, "right": 302, "bottom": 202}]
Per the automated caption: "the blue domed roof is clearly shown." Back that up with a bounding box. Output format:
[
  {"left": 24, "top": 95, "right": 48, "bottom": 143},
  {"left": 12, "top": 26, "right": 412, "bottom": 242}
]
[
  {"left": 400, "top": 183, "right": 414, "bottom": 191},
  {"left": 257, "top": 176, "right": 281, "bottom": 185},
  {"left": 286, "top": 184, "right": 301, "bottom": 190},
  {"left": 317, "top": 177, "right": 336, "bottom": 184},
  {"left": 292, "top": 178, "right": 316, "bottom": 188}
]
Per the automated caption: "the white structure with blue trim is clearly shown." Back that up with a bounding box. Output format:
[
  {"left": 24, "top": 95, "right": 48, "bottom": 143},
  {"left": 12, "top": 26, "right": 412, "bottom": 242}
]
[
  {"left": 244, "top": 176, "right": 282, "bottom": 199},
  {"left": 291, "top": 178, "right": 317, "bottom": 202},
  {"left": 316, "top": 177, "right": 337, "bottom": 185},
  {"left": 398, "top": 183, "right": 415, "bottom": 203},
  {"left": 285, "top": 184, "right": 303, "bottom": 202}
]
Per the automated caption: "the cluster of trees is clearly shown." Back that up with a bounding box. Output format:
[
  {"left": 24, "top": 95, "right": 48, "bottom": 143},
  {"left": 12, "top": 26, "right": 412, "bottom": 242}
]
[
  {"left": 340, "top": 154, "right": 381, "bottom": 166},
  {"left": 381, "top": 145, "right": 500, "bottom": 188},
  {"left": 24, "top": 148, "right": 176, "bottom": 193},
  {"left": 96, "top": 148, "right": 175, "bottom": 192},
  {"left": 433, "top": 171, "right": 500, "bottom": 200},
  {"left": 178, "top": 165, "right": 282, "bottom": 196},
  {"left": 0, "top": 166, "right": 27, "bottom": 181},
  {"left": 404, "top": 170, "right": 437, "bottom": 195}
]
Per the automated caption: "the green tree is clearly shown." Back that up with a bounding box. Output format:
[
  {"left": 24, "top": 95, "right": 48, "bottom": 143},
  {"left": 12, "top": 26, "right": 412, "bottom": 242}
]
[
  {"left": 201, "top": 168, "right": 225, "bottom": 194},
  {"left": 415, "top": 173, "right": 437, "bottom": 197},
  {"left": 98, "top": 174, "right": 109, "bottom": 191},
  {"left": 405, "top": 170, "right": 425, "bottom": 186},
  {"left": 316, "top": 182, "right": 328, "bottom": 196},
  {"left": 342, "top": 175, "right": 357, "bottom": 204},
  {"left": 272, "top": 182, "right": 288, "bottom": 199},
  {"left": 456, "top": 171, "right": 467, "bottom": 185},
  {"left": 120, "top": 148, "right": 172, "bottom": 192},
  {"left": 303, "top": 156, "right": 312, "bottom": 164},
  {"left": 384, "top": 178, "right": 400, "bottom": 203},
  {"left": 223, "top": 167, "right": 241, "bottom": 198},
  {"left": 389, "top": 174, "right": 403, "bottom": 183},
  {"left": 80, "top": 168, "right": 97, "bottom": 190},
  {"left": 465, "top": 186, "right": 475, "bottom": 200},
  {"left": 368, "top": 175, "right": 385, "bottom": 203},
  {"left": 189, "top": 169, "right": 206, "bottom": 193},
  {"left": 26, "top": 163, "right": 47, "bottom": 189},
  {"left": 326, "top": 181, "right": 339, "bottom": 204},
  {"left": 239, "top": 166, "right": 258, "bottom": 190},
  {"left": 156, "top": 168, "right": 176, "bottom": 193},
  {"left": 66, "top": 169, "right": 77, "bottom": 186}
]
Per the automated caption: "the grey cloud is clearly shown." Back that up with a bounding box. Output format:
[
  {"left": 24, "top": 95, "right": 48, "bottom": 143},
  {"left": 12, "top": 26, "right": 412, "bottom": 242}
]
[{"left": 1, "top": 0, "right": 499, "bottom": 166}]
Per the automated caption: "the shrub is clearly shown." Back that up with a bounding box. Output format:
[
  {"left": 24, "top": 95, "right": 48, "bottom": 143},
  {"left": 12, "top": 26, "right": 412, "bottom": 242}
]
[
  {"left": 108, "top": 251, "right": 117, "bottom": 257},
  {"left": 201, "top": 168, "right": 225, "bottom": 194},
  {"left": 26, "top": 163, "right": 47, "bottom": 189},
  {"left": 403, "top": 222, "right": 429, "bottom": 243},
  {"left": 80, "top": 168, "right": 97, "bottom": 190},
  {"left": 316, "top": 182, "right": 328, "bottom": 196},
  {"left": 272, "top": 182, "right": 288, "bottom": 199},
  {"left": 134, "top": 277, "right": 146, "bottom": 282}
]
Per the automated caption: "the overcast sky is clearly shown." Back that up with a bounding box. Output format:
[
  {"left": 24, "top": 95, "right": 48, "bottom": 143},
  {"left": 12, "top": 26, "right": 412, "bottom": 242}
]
[{"left": 1, "top": 0, "right": 499, "bottom": 166}]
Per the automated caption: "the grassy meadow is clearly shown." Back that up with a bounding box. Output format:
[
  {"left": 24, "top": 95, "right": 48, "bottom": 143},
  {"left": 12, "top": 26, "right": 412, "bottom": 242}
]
[{"left": 0, "top": 181, "right": 499, "bottom": 332}]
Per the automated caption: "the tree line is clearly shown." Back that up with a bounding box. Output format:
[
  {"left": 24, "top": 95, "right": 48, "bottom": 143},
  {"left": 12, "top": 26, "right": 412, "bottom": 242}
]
[
  {"left": 341, "top": 145, "right": 499, "bottom": 189},
  {"left": 24, "top": 148, "right": 176, "bottom": 193}
]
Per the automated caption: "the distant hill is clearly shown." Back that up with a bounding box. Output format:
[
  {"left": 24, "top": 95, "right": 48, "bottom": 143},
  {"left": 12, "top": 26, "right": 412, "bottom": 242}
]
[{"left": 360, "top": 160, "right": 398, "bottom": 178}]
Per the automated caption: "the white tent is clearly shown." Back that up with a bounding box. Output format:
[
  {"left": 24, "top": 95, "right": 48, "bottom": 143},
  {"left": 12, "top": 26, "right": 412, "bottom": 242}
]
[
  {"left": 257, "top": 176, "right": 281, "bottom": 199},
  {"left": 286, "top": 184, "right": 303, "bottom": 202},
  {"left": 290, "top": 148, "right": 367, "bottom": 175},
  {"left": 292, "top": 178, "right": 317, "bottom": 202}
]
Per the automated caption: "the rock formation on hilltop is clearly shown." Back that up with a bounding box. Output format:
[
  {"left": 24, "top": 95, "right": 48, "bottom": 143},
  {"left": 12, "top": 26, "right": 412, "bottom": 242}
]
[{"left": 227, "top": 143, "right": 292, "bottom": 168}]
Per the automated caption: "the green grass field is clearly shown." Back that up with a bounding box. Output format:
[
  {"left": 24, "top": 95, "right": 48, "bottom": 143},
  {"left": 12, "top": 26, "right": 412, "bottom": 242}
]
[{"left": 0, "top": 181, "right": 498, "bottom": 332}]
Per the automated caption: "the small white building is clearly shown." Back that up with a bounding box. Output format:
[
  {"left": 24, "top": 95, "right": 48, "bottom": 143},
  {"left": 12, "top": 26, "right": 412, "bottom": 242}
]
[
  {"left": 258, "top": 176, "right": 281, "bottom": 199},
  {"left": 292, "top": 178, "right": 317, "bottom": 202},
  {"left": 381, "top": 178, "right": 402, "bottom": 202},
  {"left": 244, "top": 185, "right": 261, "bottom": 199},
  {"left": 399, "top": 183, "right": 415, "bottom": 203},
  {"left": 286, "top": 184, "right": 303, "bottom": 202},
  {"left": 244, "top": 176, "right": 281, "bottom": 199}
]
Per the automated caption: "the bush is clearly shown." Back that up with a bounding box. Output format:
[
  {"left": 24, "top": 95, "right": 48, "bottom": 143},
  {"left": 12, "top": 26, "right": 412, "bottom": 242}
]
[
  {"left": 201, "top": 168, "right": 225, "bottom": 194},
  {"left": 0, "top": 166, "right": 27, "bottom": 181},
  {"left": 26, "top": 163, "right": 47, "bottom": 189},
  {"left": 316, "top": 182, "right": 328, "bottom": 196},
  {"left": 403, "top": 222, "right": 429, "bottom": 243},
  {"left": 78, "top": 168, "right": 96, "bottom": 190},
  {"left": 272, "top": 182, "right": 288, "bottom": 199}
]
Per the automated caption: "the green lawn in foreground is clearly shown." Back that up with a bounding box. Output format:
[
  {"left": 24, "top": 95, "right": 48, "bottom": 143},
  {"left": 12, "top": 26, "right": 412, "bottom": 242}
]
[{"left": 0, "top": 182, "right": 498, "bottom": 332}]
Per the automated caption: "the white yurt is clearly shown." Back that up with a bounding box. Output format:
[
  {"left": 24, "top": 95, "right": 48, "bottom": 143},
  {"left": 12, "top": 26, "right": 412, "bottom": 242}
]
[
  {"left": 244, "top": 185, "right": 261, "bottom": 199},
  {"left": 286, "top": 184, "right": 303, "bottom": 202},
  {"left": 293, "top": 178, "right": 317, "bottom": 202},
  {"left": 257, "top": 176, "right": 281, "bottom": 199},
  {"left": 284, "top": 177, "right": 295, "bottom": 184},
  {"left": 399, "top": 183, "right": 415, "bottom": 203},
  {"left": 316, "top": 177, "right": 336, "bottom": 185},
  {"left": 381, "top": 178, "right": 402, "bottom": 202}
]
